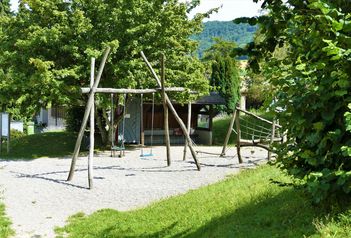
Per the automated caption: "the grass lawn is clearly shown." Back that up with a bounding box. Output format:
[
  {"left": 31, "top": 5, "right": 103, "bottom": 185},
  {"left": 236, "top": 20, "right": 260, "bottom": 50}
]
[
  {"left": 55, "top": 165, "right": 351, "bottom": 238},
  {"left": 0, "top": 131, "right": 105, "bottom": 160},
  {"left": 0, "top": 202, "right": 14, "bottom": 238},
  {"left": 0, "top": 132, "right": 80, "bottom": 160}
]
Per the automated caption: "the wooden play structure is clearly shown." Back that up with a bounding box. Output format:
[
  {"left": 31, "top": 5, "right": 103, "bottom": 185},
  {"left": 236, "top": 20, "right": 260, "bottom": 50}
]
[
  {"left": 67, "top": 48, "right": 201, "bottom": 189},
  {"left": 220, "top": 107, "right": 284, "bottom": 162},
  {"left": 66, "top": 48, "right": 284, "bottom": 189}
]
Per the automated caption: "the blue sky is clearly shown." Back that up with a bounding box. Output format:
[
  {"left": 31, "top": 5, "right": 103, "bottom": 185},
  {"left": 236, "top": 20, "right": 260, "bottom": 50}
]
[{"left": 10, "top": 0, "right": 262, "bottom": 21}]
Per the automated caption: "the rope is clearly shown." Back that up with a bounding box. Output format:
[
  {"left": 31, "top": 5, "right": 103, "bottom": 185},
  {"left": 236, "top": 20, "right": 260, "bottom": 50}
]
[{"left": 121, "top": 94, "right": 126, "bottom": 149}]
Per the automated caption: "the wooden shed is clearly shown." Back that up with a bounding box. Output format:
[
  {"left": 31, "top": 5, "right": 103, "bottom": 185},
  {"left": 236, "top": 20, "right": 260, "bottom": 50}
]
[{"left": 118, "top": 92, "right": 225, "bottom": 145}]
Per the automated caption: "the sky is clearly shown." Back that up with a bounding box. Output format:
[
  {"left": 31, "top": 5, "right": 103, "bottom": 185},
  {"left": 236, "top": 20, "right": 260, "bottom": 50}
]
[
  {"left": 9, "top": 0, "right": 262, "bottom": 21},
  {"left": 184, "top": 0, "right": 262, "bottom": 21}
]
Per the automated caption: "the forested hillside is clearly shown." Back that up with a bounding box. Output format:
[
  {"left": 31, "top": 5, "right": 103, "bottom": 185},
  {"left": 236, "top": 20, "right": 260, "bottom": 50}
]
[{"left": 193, "top": 21, "right": 258, "bottom": 58}]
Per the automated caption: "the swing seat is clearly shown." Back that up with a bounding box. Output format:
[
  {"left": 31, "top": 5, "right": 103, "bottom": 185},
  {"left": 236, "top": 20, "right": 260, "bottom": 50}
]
[{"left": 140, "top": 153, "right": 154, "bottom": 157}]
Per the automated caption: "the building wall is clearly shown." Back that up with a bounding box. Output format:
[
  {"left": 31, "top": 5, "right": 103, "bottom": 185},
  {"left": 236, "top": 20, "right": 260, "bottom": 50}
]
[
  {"left": 195, "top": 130, "right": 212, "bottom": 145},
  {"left": 37, "top": 107, "right": 66, "bottom": 131},
  {"left": 117, "top": 97, "right": 141, "bottom": 144}
]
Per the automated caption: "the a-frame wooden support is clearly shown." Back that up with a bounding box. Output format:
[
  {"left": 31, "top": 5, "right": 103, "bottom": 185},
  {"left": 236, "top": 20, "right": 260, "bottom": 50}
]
[
  {"left": 67, "top": 48, "right": 201, "bottom": 189},
  {"left": 67, "top": 47, "right": 111, "bottom": 185},
  {"left": 220, "top": 108, "right": 243, "bottom": 164},
  {"left": 141, "top": 51, "right": 201, "bottom": 171}
]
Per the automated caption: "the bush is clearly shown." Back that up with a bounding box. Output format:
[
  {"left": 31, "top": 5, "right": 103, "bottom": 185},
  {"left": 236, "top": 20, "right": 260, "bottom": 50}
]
[
  {"left": 10, "top": 129, "right": 26, "bottom": 140},
  {"left": 238, "top": 1, "right": 351, "bottom": 203},
  {"left": 65, "top": 106, "right": 85, "bottom": 132}
]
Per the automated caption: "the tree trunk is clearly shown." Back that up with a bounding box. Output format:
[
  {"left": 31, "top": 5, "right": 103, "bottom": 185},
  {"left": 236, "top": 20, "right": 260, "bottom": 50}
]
[{"left": 95, "top": 109, "right": 108, "bottom": 145}]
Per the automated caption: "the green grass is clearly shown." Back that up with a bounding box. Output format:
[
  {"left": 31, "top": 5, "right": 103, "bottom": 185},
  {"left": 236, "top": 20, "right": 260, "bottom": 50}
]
[
  {"left": 0, "top": 131, "right": 89, "bottom": 160},
  {"left": 212, "top": 116, "right": 237, "bottom": 145},
  {"left": 55, "top": 165, "right": 351, "bottom": 238},
  {"left": 0, "top": 203, "right": 14, "bottom": 238}
]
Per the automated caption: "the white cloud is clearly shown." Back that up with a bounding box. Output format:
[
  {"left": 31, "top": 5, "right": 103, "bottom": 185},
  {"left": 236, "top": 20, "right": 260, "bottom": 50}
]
[
  {"left": 10, "top": 0, "right": 19, "bottom": 12},
  {"left": 183, "top": 0, "right": 262, "bottom": 21},
  {"left": 10, "top": 0, "right": 262, "bottom": 21}
]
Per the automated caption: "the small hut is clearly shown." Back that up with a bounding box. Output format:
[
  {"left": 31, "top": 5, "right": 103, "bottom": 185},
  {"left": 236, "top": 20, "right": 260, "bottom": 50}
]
[{"left": 118, "top": 92, "right": 225, "bottom": 145}]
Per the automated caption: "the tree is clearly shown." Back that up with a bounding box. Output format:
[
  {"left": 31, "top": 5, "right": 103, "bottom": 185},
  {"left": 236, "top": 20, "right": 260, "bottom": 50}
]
[
  {"left": 204, "top": 38, "right": 240, "bottom": 113},
  {"left": 0, "top": 0, "right": 210, "bottom": 144},
  {"left": 0, "top": 0, "right": 11, "bottom": 16},
  {"left": 236, "top": 0, "right": 351, "bottom": 203}
]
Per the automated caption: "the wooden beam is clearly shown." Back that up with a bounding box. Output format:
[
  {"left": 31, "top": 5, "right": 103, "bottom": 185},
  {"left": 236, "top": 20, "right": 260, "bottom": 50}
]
[
  {"left": 236, "top": 107, "right": 282, "bottom": 129},
  {"left": 268, "top": 120, "right": 276, "bottom": 160},
  {"left": 141, "top": 51, "right": 201, "bottom": 171},
  {"left": 236, "top": 110, "right": 243, "bottom": 163},
  {"left": 81, "top": 87, "right": 197, "bottom": 94},
  {"left": 161, "top": 53, "right": 171, "bottom": 166},
  {"left": 88, "top": 58, "right": 95, "bottom": 189},
  {"left": 67, "top": 47, "right": 111, "bottom": 181},
  {"left": 183, "top": 102, "right": 192, "bottom": 161},
  {"left": 221, "top": 110, "right": 236, "bottom": 157}
]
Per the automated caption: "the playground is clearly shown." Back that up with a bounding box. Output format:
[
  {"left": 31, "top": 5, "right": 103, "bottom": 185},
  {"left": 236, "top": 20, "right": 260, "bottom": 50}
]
[{"left": 0, "top": 146, "right": 267, "bottom": 237}]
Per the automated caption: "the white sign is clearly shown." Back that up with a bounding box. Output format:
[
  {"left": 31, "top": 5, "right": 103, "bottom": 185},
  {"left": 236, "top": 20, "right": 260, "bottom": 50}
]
[
  {"left": 1, "top": 113, "right": 9, "bottom": 137},
  {"left": 11, "top": 121, "right": 24, "bottom": 133}
]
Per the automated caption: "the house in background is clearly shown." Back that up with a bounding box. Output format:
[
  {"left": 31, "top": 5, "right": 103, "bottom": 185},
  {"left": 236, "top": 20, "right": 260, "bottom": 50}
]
[{"left": 36, "top": 106, "right": 66, "bottom": 131}]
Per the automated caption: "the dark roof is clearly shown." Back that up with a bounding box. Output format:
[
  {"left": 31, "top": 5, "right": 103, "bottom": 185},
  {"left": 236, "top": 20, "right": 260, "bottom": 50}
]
[{"left": 194, "top": 92, "right": 226, "bottom": 105}]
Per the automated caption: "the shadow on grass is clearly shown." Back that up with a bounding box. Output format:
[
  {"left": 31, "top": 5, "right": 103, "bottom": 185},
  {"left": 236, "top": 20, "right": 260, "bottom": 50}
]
[
  {"left": 186, "top": 189, "right": 320, "bottom": 238},
  {"left": 58, "top": 188, "right": 324, "bottom": 238}
]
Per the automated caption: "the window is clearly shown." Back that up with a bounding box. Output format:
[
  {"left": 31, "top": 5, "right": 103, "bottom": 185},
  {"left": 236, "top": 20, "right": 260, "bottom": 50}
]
[{"left": 197, "top": 114, "right": 210, "bottom": 129}]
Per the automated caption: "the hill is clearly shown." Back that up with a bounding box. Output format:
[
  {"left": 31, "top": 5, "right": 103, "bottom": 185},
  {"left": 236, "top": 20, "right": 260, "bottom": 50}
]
[{"left": 193, "top": 21, "right": 258, "bottom": 58}]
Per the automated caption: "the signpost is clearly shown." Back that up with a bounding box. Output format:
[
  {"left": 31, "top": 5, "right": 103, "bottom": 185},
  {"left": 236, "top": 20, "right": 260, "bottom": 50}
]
[{"left": 0, "top": 113, "right": 10, "bottom": 154}]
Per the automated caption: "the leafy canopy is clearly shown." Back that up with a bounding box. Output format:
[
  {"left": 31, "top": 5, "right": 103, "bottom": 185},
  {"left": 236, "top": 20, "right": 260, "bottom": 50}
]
[
  {"left": 236, "top": 0, "right": 351, "bottom": 203},
  {"left": 0, "top": 0, "right": 210, "bottom": 118}
]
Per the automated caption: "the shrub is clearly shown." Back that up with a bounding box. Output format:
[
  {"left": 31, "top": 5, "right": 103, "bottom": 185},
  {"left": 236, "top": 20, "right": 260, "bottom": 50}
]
[
  {"left": 65, "top": 106, "right": 85, "bottom": 132},
  {"left": 237, "top": 1, "right": 351, "bottom": 203},
  {"left": 10, "top": 129, "right": 26, "bottom": 140}
]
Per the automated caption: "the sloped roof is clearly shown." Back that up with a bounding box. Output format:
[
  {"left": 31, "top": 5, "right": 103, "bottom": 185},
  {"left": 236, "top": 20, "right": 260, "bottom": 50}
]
[{"left": 194, "top": 92, "right": 226, "bottom": 105}]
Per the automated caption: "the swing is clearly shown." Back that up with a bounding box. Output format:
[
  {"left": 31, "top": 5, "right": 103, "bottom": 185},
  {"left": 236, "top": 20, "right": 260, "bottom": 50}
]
[
  {"left": 111, "top": 93, "right": 126, "bottom": 157},
  {"left": 140, "top": 92, "right": 155, "bottom": 157}
]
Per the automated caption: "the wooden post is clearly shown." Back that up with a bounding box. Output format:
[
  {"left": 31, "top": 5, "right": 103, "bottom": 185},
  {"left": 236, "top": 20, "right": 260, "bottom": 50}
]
[
  {"left": 140, "top": 94, "right": 144, "bottom": 147},
  {"left": 236, "top": 110, "right": 243, "bottom": 163},
  {"left": 221, "top": 110, "right": 237, "bottom": 157},
  {"left": 209, "top": 105, "right": 214, "bottom": 145},
  {"left": 67, "top": 47, "right": 111, "bottom": 181},
  {"left": 268, "top": 120, "right": 276, "bottom": 161},
  {"left": 88, "top": 58, "right": 95, "bottom": 189},
  {"left": 161, "top": 53, "right": 171, "bottom": 166},
  {"left": 183, "top": 102, "right": 192, "bottom": 161},
  {"left": 141, "top": 51, "right": 201, "bottom": 170},
  {"left": 7, "top": 113, "right": 10, "bottom": 154}
]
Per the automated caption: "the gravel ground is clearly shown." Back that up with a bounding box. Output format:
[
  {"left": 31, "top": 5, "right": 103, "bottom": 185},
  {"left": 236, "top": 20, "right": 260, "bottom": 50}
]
[{"left": 0, "top": 146, "right": 268, "bottom": 238}]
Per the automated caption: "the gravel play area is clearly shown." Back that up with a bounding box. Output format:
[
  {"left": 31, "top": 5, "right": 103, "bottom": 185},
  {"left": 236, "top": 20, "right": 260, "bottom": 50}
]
[{"left": 0, "top": 146, "right": 268, "bottom": 238}]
